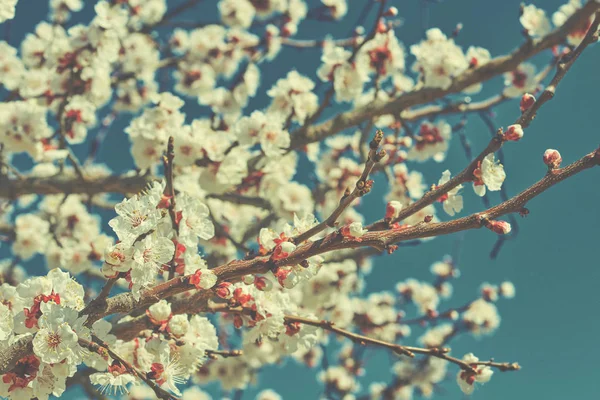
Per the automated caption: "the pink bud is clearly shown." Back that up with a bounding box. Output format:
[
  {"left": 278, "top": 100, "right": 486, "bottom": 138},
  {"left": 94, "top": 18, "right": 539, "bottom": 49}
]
[
  {"left": 520, "top": 93, "right": 536, "bottom": 113},
  {"left": 385, "top": 200, "right": 403, "bottom": 220},
  {"left": 543, "top": 149, "right": 562, "bottom": 169},
  {"left": 485, "top": 220, "right": 512, "bottom": 235},
  {"left": 215, "top": 282, "right": 232, "bottom": 299},
  {"left": 254, "top": 276, "right": 272, "bottom": 292},
  {"left": 384, "top": 6, "right": 398, "bottom": 17},
  {"left": 376, "top": 20, "right": 387, "bottom": 33},
  {"left": 504, "top": 124, "right": 524, "bottom": 141}
]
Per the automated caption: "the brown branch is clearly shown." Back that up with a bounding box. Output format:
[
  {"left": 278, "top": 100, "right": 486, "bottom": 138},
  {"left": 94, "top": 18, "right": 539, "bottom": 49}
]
[
  {"left": 296, "top": 0, "right": 388, "bottom": 134},
  {"left": 0, "top": 173, "right": 155, "bottom": 198},
  {"left": 206, "top": 349, "right": 243, "bottom": 359},
  {"left": 66, "top": 149, "right": 86, "bottom": 183},
  {"left": 401, "top": 94, "right": 507, "bottom": 122},
  {"left": 399, "top": 51, "right": 558, "bottom": 124},
  {"left": 367, "top": 11, "right": 600, "bottom": 231},
  {"left": 1, "top": 145, "right": 598, "bottom": 373},
  {"left": 292, "top": 130, "right": 386, "bottom": 244},
  {"left": 518, "top": 12, "right": 600, "bottom": 128},
  {"left": 1, "top": 6, "right": 594, "bottom": 202},
  {"left": 281, "top": 36, "right": 359, "bottom": 48},
  {"left": 1, "top": 12, "right": 599, "bottom": 374},
  {"left": 283, "top": 315, "right": 520, "bottom": 374},
  {"left": 289, "top": 1, "right": 600, "bottom": 149},
  {"left": 110, "top": 145, "right": 599, "bottom": 342},
  {"left": 163, "top": 137, "right": 178, "bottom": 281},
  {"left": 80, "top": 277, "right": 119, "bottom": 321}
]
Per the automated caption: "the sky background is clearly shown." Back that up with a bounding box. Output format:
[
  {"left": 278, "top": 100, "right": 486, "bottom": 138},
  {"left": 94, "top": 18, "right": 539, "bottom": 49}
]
[{"left": 2, "top": 0, "right": 600, "bottom": 399}]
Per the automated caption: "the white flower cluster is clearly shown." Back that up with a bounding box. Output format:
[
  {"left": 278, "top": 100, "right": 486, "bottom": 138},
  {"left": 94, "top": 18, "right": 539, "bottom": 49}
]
[
  {"left": 0, "top": 268, "right": 102, "bottom": 399},
  {"left": 0, "top": 0, "right": 579, "bottom": 398},
  {"left": 411, "top": 28, "right": 491, "bottom": 91},
  {"left": 105, "top": 181, "right": 216, "bottom": 299},
  {"left": 11, "top": 195, "right": 112, "bottom": 276},
  {"left": 0, "top": 0, "right": 18, "bottom": 23}
]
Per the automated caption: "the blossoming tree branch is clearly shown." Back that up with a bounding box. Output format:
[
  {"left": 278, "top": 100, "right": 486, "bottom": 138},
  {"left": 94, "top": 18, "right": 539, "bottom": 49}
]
[{"left": 0, "top": 0, "right": 598, "bottom": 399}]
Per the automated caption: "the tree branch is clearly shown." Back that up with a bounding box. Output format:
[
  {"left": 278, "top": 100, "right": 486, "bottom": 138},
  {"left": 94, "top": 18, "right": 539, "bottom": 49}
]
[
  {"left": 1, "top": 146, "right": 598, "bottom": 374},
  {"left": 292, "top": 130, "right": 386, "bottom": 244},
  {"left": 367, "top": 10, "right": 600, "bottom": 231},
  {"left": 283, "top": 315, "right": 520, "bottom": 374},
  {"left": 0, "top": 173, "right": 154, "bottom": 198},
  {"left": 289, "top": 1, "right": 600, "bottom": 149}
]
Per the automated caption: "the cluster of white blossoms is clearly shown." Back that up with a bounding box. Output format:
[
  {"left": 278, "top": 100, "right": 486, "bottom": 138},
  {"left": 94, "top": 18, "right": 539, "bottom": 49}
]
[
  {"left": 0, "top": 268, "right": 94, "bottom": 399},
  {"left": 0, "top": 0, "right": 591, "bottom": 398},
  {"left": 0, "top": 0, "right": 18, "bottom": 24},
  {"left": 523, "top": 0, "right": 600, "bottom": 46}
]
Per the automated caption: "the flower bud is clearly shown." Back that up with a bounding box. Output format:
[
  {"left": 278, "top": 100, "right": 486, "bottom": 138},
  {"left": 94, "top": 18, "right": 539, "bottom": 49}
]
[
  {"left": 146, "top": 300, "right": 172, "bottom": 329},
  {"left": 254, "top": 276, "right": 273, "bottom": 292},
  {"left": 385, "top": 200, "right": 403, "bottom": 220},
  {"left": 242, "top": 274, "right": 254, "bottom": 285},
  {"left": 499, "top": 281, "right": 516, "bottom": 298},
  {"left": 340, "top": 222, "right": 367, "bottom": 241},
  {"left": 384, "top": 6, "right": 398, "bottom": 17},
  {"left": 484, "top": 219, "right": 512, "bottom": 235},
  {"left": 215, "top": 282, "right": 232, "bottom": 299},
  {"left": 271, "top": 241, "right": 297, "bottom": 261},
  {"left": 520, "top": 93, "right": 536, "bottom": 113},
  {"left": 543, "top": 149, "right": 562, "bottom": 169},
  {"left": 189, "top": 269, "right": 217, "bottom": 289},
  {"left": 504, "top": 124, "right": 524, "bottom": 142}
]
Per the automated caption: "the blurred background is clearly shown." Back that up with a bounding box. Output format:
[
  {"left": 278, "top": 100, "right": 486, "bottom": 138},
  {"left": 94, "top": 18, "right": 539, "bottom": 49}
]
[{"left": 2, "top": 0, "right": 600, "bottom": 399}]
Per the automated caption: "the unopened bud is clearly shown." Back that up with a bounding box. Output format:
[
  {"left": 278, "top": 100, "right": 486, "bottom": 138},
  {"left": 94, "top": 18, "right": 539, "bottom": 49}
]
[
  {"left": 370, "top": 130, "right": 384, "bottom": 149},
  {"left": 281, "top": 23, "right": 296, "bottom": 37},
  {"left": 215, "top": 282, "right": 232, "bottom": 299},
  {"left": 504, "top": 124, "right": 524, "bottom": 142},
  {"left": 543, "top": 149, "right": 562, "bottom": 169},
  {"left": 385, "top": 200, "right": 403, "bottom": 220},
  {"left": 520, "top": 93, "right": 536, "bottom": 113},
  {"left": 484, "top": 219, "right": 512, "bottom": 235},
  {"left": 384, "top": 6, "right": 398, "bottom": 17},
  {"left": 254, "top": 276, "right": 273, "bottom": 292},
  {"left": 448, "top": 310, "right": 459, "bottom": 320},
  {"left": 452, "top": 23, "right": 463, "bottom": 38}
]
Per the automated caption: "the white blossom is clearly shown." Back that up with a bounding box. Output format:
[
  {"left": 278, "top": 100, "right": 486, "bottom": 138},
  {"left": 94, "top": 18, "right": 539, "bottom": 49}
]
[
  {"left": 0, "top": 0, "right": 18, "bottom": 23},
  {"left": 437, "top": 170, "right": 463, "bottom": 216},
  {"left": 520, "top": 4, "right": 552, "bottom": 38},
  {"left": 456, "top": 353, "right": 494, "bottom": 394}
]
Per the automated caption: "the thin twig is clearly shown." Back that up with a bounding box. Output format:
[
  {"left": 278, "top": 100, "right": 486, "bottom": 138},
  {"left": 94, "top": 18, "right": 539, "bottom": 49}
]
[
  {"left": 292, "top": 130, "right": 386, "bottom": 244},
  {"left": 367, "top": 13, "right": 600, "bottom": 231},
  {"left": 283, "top": 315, "right": 520, "bottom": 374}
]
